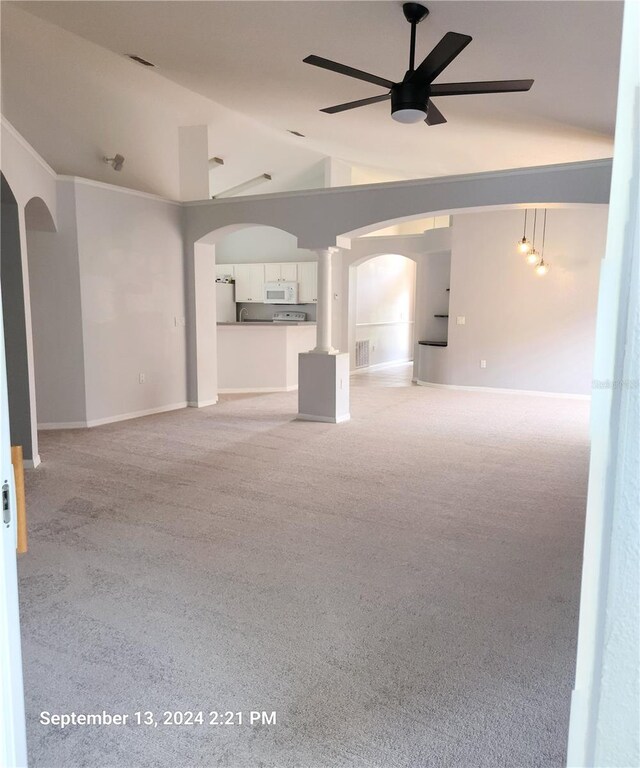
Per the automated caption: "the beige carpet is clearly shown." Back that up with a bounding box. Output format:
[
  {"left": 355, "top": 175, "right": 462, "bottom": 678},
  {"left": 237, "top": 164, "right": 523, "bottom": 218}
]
[{"left": 19, "top": 375, "right": 589, "bottom": 767}]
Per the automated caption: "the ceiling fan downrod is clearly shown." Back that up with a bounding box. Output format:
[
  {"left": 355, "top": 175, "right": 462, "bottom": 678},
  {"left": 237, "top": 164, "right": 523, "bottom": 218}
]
[{"left": 403, "top": 3, "right": 430, "bottom": 73}]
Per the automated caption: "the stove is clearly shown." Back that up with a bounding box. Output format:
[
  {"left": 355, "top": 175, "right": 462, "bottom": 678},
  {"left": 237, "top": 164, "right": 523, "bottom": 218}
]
[{"left": 272, "top": 311, "right": 306, "bottom": 323}]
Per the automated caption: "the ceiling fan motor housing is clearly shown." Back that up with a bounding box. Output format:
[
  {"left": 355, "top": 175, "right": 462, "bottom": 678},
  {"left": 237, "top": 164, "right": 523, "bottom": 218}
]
[{"left": 391, "top": 81, "right": 429, "bottom": 116}]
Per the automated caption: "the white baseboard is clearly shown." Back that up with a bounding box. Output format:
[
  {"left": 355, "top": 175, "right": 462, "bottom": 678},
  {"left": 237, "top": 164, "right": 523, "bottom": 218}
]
[
  {"left": 218, "top": 386, "right": 297, "bottom": 394},
  {"left": 40, "top": 402, "right": 189, "bottom": 430},
  {"left": 187, "top": 398, "right": 219, "bottom": 407},
  {"left": 297, "top": 413, "right": 351, "bottom": 423},
  {"left": 38, "top": 421, "right": 88, "bottom": 430},
  {"left": 351, "top": 359, "right": 412, "bottom": 374},
  {"left": 416, "top": 380, "right": 591, "bottom": 400},
  {"left": 86, "top": 402, "right": 188, "bottom": 427},
  {"left": 23, "top": 454, "right": 41, "bottom": 469}
]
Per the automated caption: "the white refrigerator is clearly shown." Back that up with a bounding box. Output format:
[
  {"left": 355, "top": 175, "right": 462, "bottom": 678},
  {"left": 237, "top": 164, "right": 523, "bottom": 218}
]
[{"left": 216, "top": 283, "right": 236, "bottom": 323}]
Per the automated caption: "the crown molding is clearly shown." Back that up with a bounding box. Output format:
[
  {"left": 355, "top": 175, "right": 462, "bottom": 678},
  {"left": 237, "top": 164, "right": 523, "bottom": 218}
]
[{"left": 57, "top": 175, "right": 180, "bottom": 206}]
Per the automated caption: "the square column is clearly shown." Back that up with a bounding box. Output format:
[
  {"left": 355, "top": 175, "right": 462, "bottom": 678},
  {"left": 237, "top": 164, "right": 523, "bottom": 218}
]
[{"left": 298, "top": 352, "right": 350, "bottom": 423}]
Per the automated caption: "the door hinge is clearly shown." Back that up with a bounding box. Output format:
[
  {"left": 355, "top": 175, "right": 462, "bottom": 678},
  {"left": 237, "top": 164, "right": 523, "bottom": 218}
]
[{"left": 2, "top": 482, "right": 10, "bottom": 526}]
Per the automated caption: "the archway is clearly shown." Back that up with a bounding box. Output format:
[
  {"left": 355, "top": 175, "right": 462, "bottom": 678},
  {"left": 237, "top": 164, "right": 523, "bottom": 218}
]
[
  {"left": 0, "top": 174, "right": 34, "bottom": 462},
  {"left": 349, "top": 253, "right": 417, "bottom": 385},
  {"left": 188, "top": 223, "right": 315, "bottom": 405}
]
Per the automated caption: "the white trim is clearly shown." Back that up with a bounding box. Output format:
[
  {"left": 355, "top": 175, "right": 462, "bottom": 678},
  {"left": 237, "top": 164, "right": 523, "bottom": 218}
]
[
  {"left": 84, "top": 402, "right": 187, "bottom": 427},
  {"left": 1, "top": 117, "right": 56, "bottom": 177},
  {"left": 297, "top": 413, "right": 351, "bottom": 423},
  {"left": 352, "top": 359, "right": 413, "bottom": 373},
  {"left": 38, "top": 421, "right": 87, "bottom": 430},
  {"left": 57, "top": 176, "right": 180, "bottom": 206},
  {"left": 416, "top": 380, "right": 591, "bottom": 400},
  {"left": 23, "top": 455, "right": 41, "bottom": 470},
  {"left": 217, "top": 386, "right": 297, "bottom": 394},
  {"left": 187, "top": 398, "right": 218, "bottom": 407},
  {"left": 355, "top": 321, "right": 415, "bottom": 328}
]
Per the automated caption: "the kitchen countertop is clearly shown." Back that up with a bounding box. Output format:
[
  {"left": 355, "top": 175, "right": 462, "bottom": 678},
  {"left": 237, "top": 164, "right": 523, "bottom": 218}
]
[{"left": 217, "top": 321, "right": 316, "bottom": 326}]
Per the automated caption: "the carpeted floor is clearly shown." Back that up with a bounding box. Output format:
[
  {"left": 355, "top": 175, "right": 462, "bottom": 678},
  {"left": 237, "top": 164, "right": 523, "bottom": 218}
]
[{"left": 19, "top": 372, "right": 590, "bottom": 767}]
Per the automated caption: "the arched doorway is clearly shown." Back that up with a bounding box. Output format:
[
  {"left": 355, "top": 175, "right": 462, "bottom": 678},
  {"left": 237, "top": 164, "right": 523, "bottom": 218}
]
[
  {"left": 350, "top": 253, "right": 417, "bottom": 386},
  {"left": 189, "top": 223, "right": 314, "bottom": 404},
  {"left": 0, "top": 174, "right": 34, "bottom": 462}
]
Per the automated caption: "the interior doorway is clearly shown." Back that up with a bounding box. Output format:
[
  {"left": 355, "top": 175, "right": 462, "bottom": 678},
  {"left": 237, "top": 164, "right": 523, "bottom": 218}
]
[{"left": 350, "top": 253, "right": 416, "bottom": 384}]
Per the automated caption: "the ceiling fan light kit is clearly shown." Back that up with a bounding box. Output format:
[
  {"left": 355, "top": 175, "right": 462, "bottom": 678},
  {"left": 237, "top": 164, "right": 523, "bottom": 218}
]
[{"left": 304, "top": 3, "right": 533, "bottom": 126}]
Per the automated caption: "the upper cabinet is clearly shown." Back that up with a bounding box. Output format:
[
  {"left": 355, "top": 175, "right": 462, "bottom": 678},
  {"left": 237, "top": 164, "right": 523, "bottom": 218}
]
[
  {"left": 264, "top": 262, "right": 298, "bottom": 282},
  {"left": 229, "top": 260, "right": 317, "bottom": 304},
  {"left": 215, "top": 264, "right": 235, "bottom": 280},
  {"left": 234, "top": 263, "right": 265, "bottom": 303},
  {"left": 297, "top": 262, "right": 318, "bottom": 303}
]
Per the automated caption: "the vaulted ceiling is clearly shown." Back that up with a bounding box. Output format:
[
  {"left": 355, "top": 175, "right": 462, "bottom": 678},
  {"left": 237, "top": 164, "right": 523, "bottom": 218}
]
[{"left": 9, "top": 1, "right": 624, "bottom": 185}]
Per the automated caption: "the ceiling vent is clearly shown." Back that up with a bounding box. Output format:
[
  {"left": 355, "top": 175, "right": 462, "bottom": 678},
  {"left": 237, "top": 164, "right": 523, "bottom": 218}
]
[{"left": 127, "top": 54, "right": 155, "bottom": 67}]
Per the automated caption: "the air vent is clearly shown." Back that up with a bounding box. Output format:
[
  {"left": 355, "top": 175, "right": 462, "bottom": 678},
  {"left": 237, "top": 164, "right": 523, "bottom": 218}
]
[
  {"left": 288, "top": 130, "right": 305, "bottom": 137},
  {"left": 355, "top": 340, "right": 370, "bottom": 369},
  {"left": 127, "top": 54, "right": 155, "bottom": 67}
]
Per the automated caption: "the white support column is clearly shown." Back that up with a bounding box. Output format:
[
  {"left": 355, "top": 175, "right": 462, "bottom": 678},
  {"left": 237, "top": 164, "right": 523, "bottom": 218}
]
[{"left": 312, "top": 247, "right": 338, "bottom": 354}]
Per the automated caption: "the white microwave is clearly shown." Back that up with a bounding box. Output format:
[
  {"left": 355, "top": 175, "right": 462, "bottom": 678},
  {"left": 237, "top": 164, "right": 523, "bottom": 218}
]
[{"left": 263, "top": 281, "right": 298, "bottom": 304}]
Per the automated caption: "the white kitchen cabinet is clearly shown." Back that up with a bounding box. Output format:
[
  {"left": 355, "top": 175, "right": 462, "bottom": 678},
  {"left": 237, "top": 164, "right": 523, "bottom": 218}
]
[
  {"left": 264, "top": 262, "right": 298, "bottom": 282},
  {"left": 297, "top": 261, "right": 318, "bottom": 303},
  {"left": 234, "top": 263, "right": 265, "bottom": 302},
  {"left": 215, "top": 264, "right": 235, "bottom": 280}
]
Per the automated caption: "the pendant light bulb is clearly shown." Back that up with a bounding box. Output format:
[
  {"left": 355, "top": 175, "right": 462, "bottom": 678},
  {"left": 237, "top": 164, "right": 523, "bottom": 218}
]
[
  {"left": 526, "top": 249, "right": 539, "bottom": 265},
  {"left": 535, "top": 258, "right": 550, "bottom": 276},
  {"left": 517, "top": 237, "right": 532, "bottom": 254}
]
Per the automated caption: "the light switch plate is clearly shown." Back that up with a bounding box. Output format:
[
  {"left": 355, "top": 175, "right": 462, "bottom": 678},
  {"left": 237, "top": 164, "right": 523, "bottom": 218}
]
[
  {"left": 456, "top": 316, "right": 466, "bottom": 325},
  {"left": 480, "top": 359, "right": 487, "bottom": 369}
]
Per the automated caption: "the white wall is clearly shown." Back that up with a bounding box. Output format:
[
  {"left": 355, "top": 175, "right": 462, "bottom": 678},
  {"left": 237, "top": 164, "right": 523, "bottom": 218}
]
[
  {"left": 1, "top": 5, "right": 326, "bottom": 201},
  {"left": 568, "top": 1, "right": 640, "bottom": 764},
  {"left": 215, "top": 226, "right": 315, "bottom": 264},
  {"left": 73, "top": 181, "right": 188, "bottom": 424},
  {"left": 355, "top": 254, "right": 416, "bottom": 368},
  {"left": 429, "top": 207, "right": 609, "bottom": 395}
]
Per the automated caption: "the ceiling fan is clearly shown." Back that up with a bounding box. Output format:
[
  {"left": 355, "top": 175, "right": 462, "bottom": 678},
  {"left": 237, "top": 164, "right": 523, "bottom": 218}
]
[{"left": 303, "top": 3, "right": 534, "bottom": 125}]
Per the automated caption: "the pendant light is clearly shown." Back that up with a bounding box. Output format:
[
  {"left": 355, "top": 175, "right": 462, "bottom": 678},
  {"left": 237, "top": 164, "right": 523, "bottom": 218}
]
[
  {"left": 535, "top": 209, "right": 551, "bottom": 275},
  {"left": 526, "top": 209, "right": 540, "bottom": 265},
  {"left": 517, "top": 209, "right": 532, "bottom": 254}
]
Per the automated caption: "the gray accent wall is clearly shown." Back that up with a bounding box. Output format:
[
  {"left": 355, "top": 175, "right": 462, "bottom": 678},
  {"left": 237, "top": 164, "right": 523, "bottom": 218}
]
[
  {"left": 73, "top": 183, "right": 188, "bottom": 424},
  {"left": 1, "top": 180, "right": 33, "bottom": 457},
  {"left": 439, "top": 207, "right": 608, "bottom": 394},
  {"left": 27, "top": 181, "right": 86, "bottom": 426}
]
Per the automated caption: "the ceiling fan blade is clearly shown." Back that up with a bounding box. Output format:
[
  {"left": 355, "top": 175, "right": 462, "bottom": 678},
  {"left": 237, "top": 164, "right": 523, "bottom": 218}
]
[
  {"left": 430, "top": 79, "right": 534, "bottom": 96},
  {"left": 408, "top": 32, "right": 472, "bottom": 84},
  {"left": 425, "top": 101, "right": 447, "bottom": 125},
  {"left": 304, "top": 55, "right": 394, "bottom": 90},
  {"left": 321, "top": 93, "right": 391, "bottom": 114}
]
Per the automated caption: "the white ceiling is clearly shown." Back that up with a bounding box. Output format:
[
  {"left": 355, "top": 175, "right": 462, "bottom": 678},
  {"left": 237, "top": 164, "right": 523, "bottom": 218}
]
[{"left": 15, "top": 0, "right": 624, "bottom": 179}]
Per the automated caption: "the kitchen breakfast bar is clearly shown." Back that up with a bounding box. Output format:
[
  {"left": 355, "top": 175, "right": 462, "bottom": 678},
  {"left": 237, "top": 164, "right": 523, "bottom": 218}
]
[{"left": 217, "top": 322, "right": 317, "bottom": 393}]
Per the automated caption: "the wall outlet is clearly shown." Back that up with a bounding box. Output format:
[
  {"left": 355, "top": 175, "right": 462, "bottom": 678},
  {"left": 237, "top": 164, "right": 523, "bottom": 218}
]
[
  {"left": 174, "top": 316, "right": 186, "bottom": 327},
  {"left": 456, "top": 316, "right": 466, "bottom": 326},
  {"left": 480, "top": 359, "right": 487, "bottom": 369},
  {"left": 139, "top": 373, "right": 145, "bottom": 384}
]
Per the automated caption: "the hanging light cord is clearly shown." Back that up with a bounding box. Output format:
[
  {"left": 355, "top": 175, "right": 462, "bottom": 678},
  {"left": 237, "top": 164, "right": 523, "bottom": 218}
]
[
  {"left": 541, "top": 209, "right": 547, "bottom": 259},
  {"left": 532, "top": 209, "right": 538, "bottom": 249},
  {"left": 522, "top": 209, "right": 528, "bottom": 239}
]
